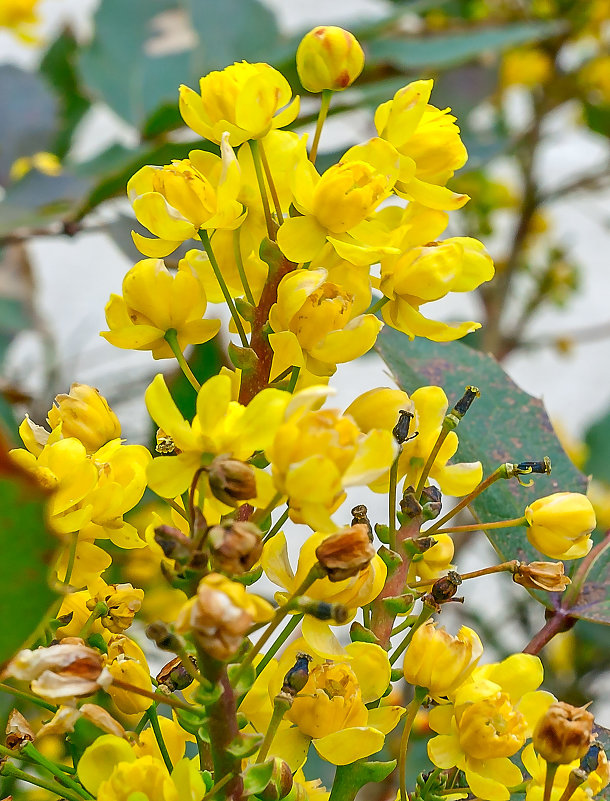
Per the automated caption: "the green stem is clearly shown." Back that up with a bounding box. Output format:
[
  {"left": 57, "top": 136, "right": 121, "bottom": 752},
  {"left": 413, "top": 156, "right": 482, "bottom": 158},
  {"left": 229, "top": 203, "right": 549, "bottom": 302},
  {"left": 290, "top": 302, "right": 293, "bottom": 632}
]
[
  {"left": 424, "top": 467, "right": 505, "bottom": 536},
  {"left": 388, "top": 454, "right": 400, "bottom": 551},
  {"left": 233, "top": 228, "right": 255, "bottom": 305},
  {"left": 255, "top": 614, "right": 302, "bottom": 677},
  {"left": 398, "top": 688, "right": 428, "bottom": 801},
  {"left": 414, "top": 427, "right": 449, "bottom": 500},
  {"left": 249, "top": 140, "right": 276, "bottom": 240},
  {"left": 79, "top": 602, "right": 107, "bottom": 639},
  {"left": 0, "top": 682, "right": 57, "bottom": 713},
  {"left": 202, "top": 772, "right": 234, "bottom": 800},
  {"left": 0, "top": 762, "right": 86, "bottom": 801},
  {"left": 310, "top": 89, "right": 333, "bottom": 164},
  {"left": 0, "top": 744, "right": 73, "bottom": 775},
  {"left": 21, "top": 742, "right": 93, "bottom": 799},
  {"left": 366, "top": 295, "right": 389, "bottom": 316},
  {"left": 134, "top": 711, "right": 149, "bottom": 735},
  {"left": 263, "top": 507, "right": 290, "bottom": 544},
  {"left": 164, "top": 329, "right": 201, "bottom": 392},
  {"left": 252, "top": 491, "right": 283, "bottom": 525},
  {"left": 286, "top": 366, "right": 300, "bottom": 393},
  {"left": 200, "top": 230, "right": 249, "bottom": 347},
  {"left": 237, "top": 566, "right": 323, "bottom": 680},
  {"left": 434, "top": 516, "right": 527, "bottom": 534},
  {"left": 390, "top": 615, "right": 418, "bottom": 637},
  {"left": 269, "top": 366, "right": 293, "bottom": 385},
  {"left": 256, "top": 695, "right": 291, "bottom": 763},
  {"left": 543, "top": 762, "right": 559, "bottom": 801},
  {"left": 63, "top": 531, "right": 79, "bottom": 586},
  {"left": 258, "top": 140, "right": 284, "bottom": 225},
  {"left": 147, "top": 705, "right": 173, "bottom": 773},
  {"left": 389, "top": 605, "right": 434, "bottom": 666}
]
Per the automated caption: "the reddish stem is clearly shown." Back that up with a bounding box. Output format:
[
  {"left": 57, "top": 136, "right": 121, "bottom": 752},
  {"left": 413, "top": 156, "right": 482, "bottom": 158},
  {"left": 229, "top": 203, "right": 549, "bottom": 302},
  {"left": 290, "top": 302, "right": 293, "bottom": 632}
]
[{"left": 522, "top": 609, "right": 576, "bottom": 655}]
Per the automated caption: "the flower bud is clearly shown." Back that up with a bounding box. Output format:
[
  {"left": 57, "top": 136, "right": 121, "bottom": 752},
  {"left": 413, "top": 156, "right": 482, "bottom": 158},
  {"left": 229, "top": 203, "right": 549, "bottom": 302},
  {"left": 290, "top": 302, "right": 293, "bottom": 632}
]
[
  {"left": 525, "top": 493, "right": 596, "bottom": 560},
  {"left": 533, "top": 702, "right": 594, "bottom": 764},
  {"left": 430, "top": 571, "right": 462, "bottom": 603},
  {"left": 156, "top": 655, "right": 195, "bottom": 692},
  {"left": 5, "top": 709, "right": 34, "bottom": 749},
  {"left": 259, "top": 758, "right": 294, "bottom": 801},
  {"left": 153, "top": 524, "right": 193, "bottom": 564},
  {"left": 208, "top": 520, "right": 263, "bottom": 574},
  {"left": 175, "top": 573, "right": 273, "bottom": 661},
  {"left": 208, "top": 456, "right": 257, "bottom": 506},
  {"left": 513, "top": 561, "right": 571, "bottom": 592},
  {"left": 315, "top": 524, "right": 375, "bottom": 581},
  {"left": 351, "top": 504, "right": 373, "bottom": 541},
  {"left": 47, "top": 383, "right": 121, "bottom": 453},
  {"left": 403, "top": 621, "right": 482, "bottom": 697},
  {"left": 296, "top": 26, "right": 364, "bottom": 93}
]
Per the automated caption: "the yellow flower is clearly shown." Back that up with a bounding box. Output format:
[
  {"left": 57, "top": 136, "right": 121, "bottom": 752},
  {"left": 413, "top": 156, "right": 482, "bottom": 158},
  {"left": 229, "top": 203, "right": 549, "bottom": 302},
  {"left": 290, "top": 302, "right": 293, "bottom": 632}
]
[
  {"left": 346, "top": 386, "right": 483, "bottom": 497},
  {"left": 98, "top": 756, "right": 178, "bottom": 801},
  {"left": 0, "top": 0, "right": 39, "bottom": 41},
  {"left": 403, "top": 621, "right": 483, "bottom": 697},
  {"left": 135, "top": 716, "right": 194, "bottom": 766},
  {"left": 373, "top": 203, "right": 494, "bottom": 341},
  {"left": 87, "top": 581, "right": 144, "bottom": 634},
  {"left": 10, "top": 151, "right": 61, "bottom": 181},
  {"left": 241, "top": 638, "right": 403, "bottom": 767},
  {"left": 266, "top": 390, "right": 398, "bottom": 530},
  {"left": 262, "top": 528, "right": 386, "bottom": 654},
  {"left": 268, "top": 267, "right": 382, "bottom": 378},
  {"left": 407, "top": 534, "right": 454, "bottom": 585},
  {"left": 276, "top": 137, "right": 401, "bottom": 265},
  {"left": 101, "top": 257, "right": 221, "bottom": 359},
  {"left": 525, "top": 493, "right": 596, "bottom": 560},
  {"left": 501, "top": 48, "right": 552, "bottom": 89},
  {"left": 175, "top": 573, "right": 273, "bottom": 660},
  {"left": 532, "top": 702, "right": 594, "bottom": 764},
  {"left": 45, "top": 383, "right": 121, "bottom": 453},
  {"left": 522, "top": 742, "right": 610, "bottom": 801},
  {"left": 144, "top": 372, "right": 289, "bottom": 517},
  {"left": 580, "top": 55, "right": 610, "bottom": 104},
  {"left": 179, "top": 61, "right": 299, "bottom": 147},
  {"left": 127, "top": 137, "right": 244, "bottom": 258},
  {"left": 428, "top": 654, "right": 555, "bottom": 801},
  {"left": 374, "top": 80, "right": 468, "bottom": 210},
  {"left": 296, "top": 26, "right": 364, "bottom": 93},
  {"left": 105, "top": 635, "right": 153, "bottom": 715}
]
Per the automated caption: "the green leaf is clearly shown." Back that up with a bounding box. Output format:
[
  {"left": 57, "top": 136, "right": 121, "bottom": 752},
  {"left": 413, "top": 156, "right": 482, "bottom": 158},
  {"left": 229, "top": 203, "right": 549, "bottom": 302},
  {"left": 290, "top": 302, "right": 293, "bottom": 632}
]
[
  {"left": 366, "top": 20, "right": 565, "bottom": 70},
  {"left": 242, "top": 760, "right": 274, "bottom": 796},
  {"left": 375, "top": 328, "right": 587, "bottom": 582},
  {"left": 0, "top": 66, "right": 58, "bottom": 186},
  {"left": 329, "top": 760, "right": 397, "bottom": 801},
  {"left": 0, "top": 438, "right": 57, "bottom": 664},
  {"left": 228, "top": 661, "right": 257, "bottom": 696},
  {"left": 567, "top": 534, "right": 610, "bottom": 625},
  {"left": 584, "top": 409, "right": 610, "bottom": 484},
  {"left": 229, "top": 732, "right": 265, "bottom": 761},
  {"left": 39, "top": 29, "right": 91, "bottom": 159}
]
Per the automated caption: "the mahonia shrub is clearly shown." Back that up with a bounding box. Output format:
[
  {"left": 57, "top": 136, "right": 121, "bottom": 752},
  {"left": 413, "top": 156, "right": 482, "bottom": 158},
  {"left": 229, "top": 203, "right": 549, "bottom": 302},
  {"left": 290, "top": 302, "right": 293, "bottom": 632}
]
[{"left": 2, "top": 23, "right": 609, "bottom": 801}]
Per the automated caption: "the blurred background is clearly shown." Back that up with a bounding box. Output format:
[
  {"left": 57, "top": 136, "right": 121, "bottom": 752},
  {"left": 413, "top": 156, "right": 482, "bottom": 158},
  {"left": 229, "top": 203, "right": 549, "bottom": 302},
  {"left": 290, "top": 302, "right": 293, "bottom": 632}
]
[{"left": 1, "top": 0, "right": 609, "bottom": 794}]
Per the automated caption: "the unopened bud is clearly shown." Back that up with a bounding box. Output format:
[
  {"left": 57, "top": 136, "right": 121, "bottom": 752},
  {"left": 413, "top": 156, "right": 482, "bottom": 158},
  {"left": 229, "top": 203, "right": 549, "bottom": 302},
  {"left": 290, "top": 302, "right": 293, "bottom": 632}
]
[
  {"left": 421, "top": 485, "right": 442, "bottom": 520},
  {"left": 351, "top": 504, "right": 373, "bottom": 541},
  {"left": 315, "top": 524, "right": 375, "bottom": 581},
  {"left": 47, "top": 383, "right": 121, "bottom": 453},
  {"left": 533, "top": 702, "right": 594, "bottom": 764},
  {"left": 393, "top": 409, "right": 417, "bottom": 444},
  {"left": 430, "top": 571, "right": 462, "bottom": 603},
  {"left": 145, "top": 622, "right": 183, "bottom": 652},
  {"left": 156, "top": 655, "right": 196, "bottom": 692},
  {"left": 208, "top": 457, "right": 257, "bottom": 506},
  {"left": 400, "top": 489, "right": 423, "bottom": 520},
  {"left": 281, "top": 653, "right": 312, "bottom": 697},
  {"left": 296, "top": 26, "right": 364, "bottom": 93},
  {"left": 259, "top": 758, "right": 294, "bottom": 801},
  {"left": 5, "top": 710, "right": 34, "bottom": 749},
  {"left": 292, "top": 599, "right": 349, "bottom": 623},
  {"left": 154, "top": 525, "right": 193, "bottom": 564},
  {"left": 208, "top": 520, "right": 263, "bottom": 574},
  {"left": 513, "top": 561, "right": 571, "bottom": 592}
]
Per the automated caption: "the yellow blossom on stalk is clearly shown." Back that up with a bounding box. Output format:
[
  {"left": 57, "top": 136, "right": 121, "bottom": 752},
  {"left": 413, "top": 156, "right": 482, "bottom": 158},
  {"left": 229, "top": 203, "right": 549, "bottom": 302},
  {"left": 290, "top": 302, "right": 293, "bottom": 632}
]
[
  {"left": 403, "top": 621, "right": 483, "bottom": 697},
  {"left": 522, "top": 742, "right": 610, "bottom": 801},
  {"left": 428, "top": 654, "right": 556, "bottom": 800},
  {"left": 525, "top": 492, "right": 596, "bottom": 559},
  {"left": 87, "top": 580, "right": 144, "bottom": 634},
  {"left": 268, "top": 267, "right": 382, "bottom": 378},
  {"left": 296, "top": 26, "right": 364, "bottom": 93},
  {"left": 261, "top": 529, "right": 386, "bottom": 654},
  {"left": 276, "top": 137, "right": 401, "bottom": 265},
  {"left": 501, "top": 47, "right": 553, "bottom": 88},
  {"left": 374, "top": 80, "right": 469, "bottom": 210},
  {"left": 10, "top": 151, "right": 61, "bottom": 181},
  {"left": 101, "top": 257, "right": 221, "bottom": 359},
  {"left": 241, "top": 637, "right": 403, "bottom": 767},
  {"left": 127, "top": 136, "right": 244, "bottom": 258},
  {"left": 45, "top": 383, "right": 121, "bottom": 453},
  {"left": 580, "top": 55, "right": 610, "bottom": 104},
  {"left": 179, "top": 61, "right": 299, "bottom": 147},
  {"left": 407, "top": 534, "right": 454, "bottom": 584},
  {"left": 144, "top": 372, "right": 289, "bottom": 512},
  {"left": 373, "top": 203, "right": 494, "bottom": 341},
  {"left": 266, "top": 389, "right": 398, "bottom": 530},
  {"left": 105, "top": 635, "right": 153, "bottom": 715},
  {"left": 97, "top": 755, "right": 179, "bottom": 801},
  {"left": 0, "top": 0, "right": 39, "bottom": 41},
  {"left": 346, "top": 386, "right": 483, "bottom": 497}
]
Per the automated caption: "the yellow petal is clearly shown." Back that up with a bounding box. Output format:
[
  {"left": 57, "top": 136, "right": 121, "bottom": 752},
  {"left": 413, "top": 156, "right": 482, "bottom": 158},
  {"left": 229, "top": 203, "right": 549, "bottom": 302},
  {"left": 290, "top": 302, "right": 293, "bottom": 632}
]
[
  {"left": 432, "top": 461, "right": 482, "bottom": 497},
  {"left": 401, "top": 176, "right": 469, "bottom": 211},
  {"left": 345, "top": 641, "right": 390, "bottom": 703},
  {"left": 302, "top": 617, "right": 348, "bottom": 659},
  {"left": 261, "top": 530, "right": 295, "bottom": 590},
  {"left": 367, "top": 705, "right": 405, "bottom": 735},
  {"left": 195, "top": 374, "right": 232, "bottom": 437},
  {"left": 147, "top": 452, "right": 201, "bottom": 498},
  {"left": 314, "top": 727, "right": 384, "bottom": 765},
  {"left": 269, "top": 331, "right": 305, "bottom": 380},
  {"left": 309, "top": 314, "right": 382, "bottom": 365},
  {"left": 131, "top": 231, "right": 182, "bottom": 258},
  {"left": 78, "top": 735, "right": 136, "bottom": 794},
  {"left": 276, "top": 216, "right": 327, "bottom": 262},
  {"left": 145, "top": 374, "right": 194, "bottom": 451},
  {"left": 343, "top": 429, "right": 398, "bottom": 487},
  {"left": 133, "top": 193, "right": 196, "bottom": 241},
  {"left": 428, "top": 733, "right": 463, "bottom": 769}
]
